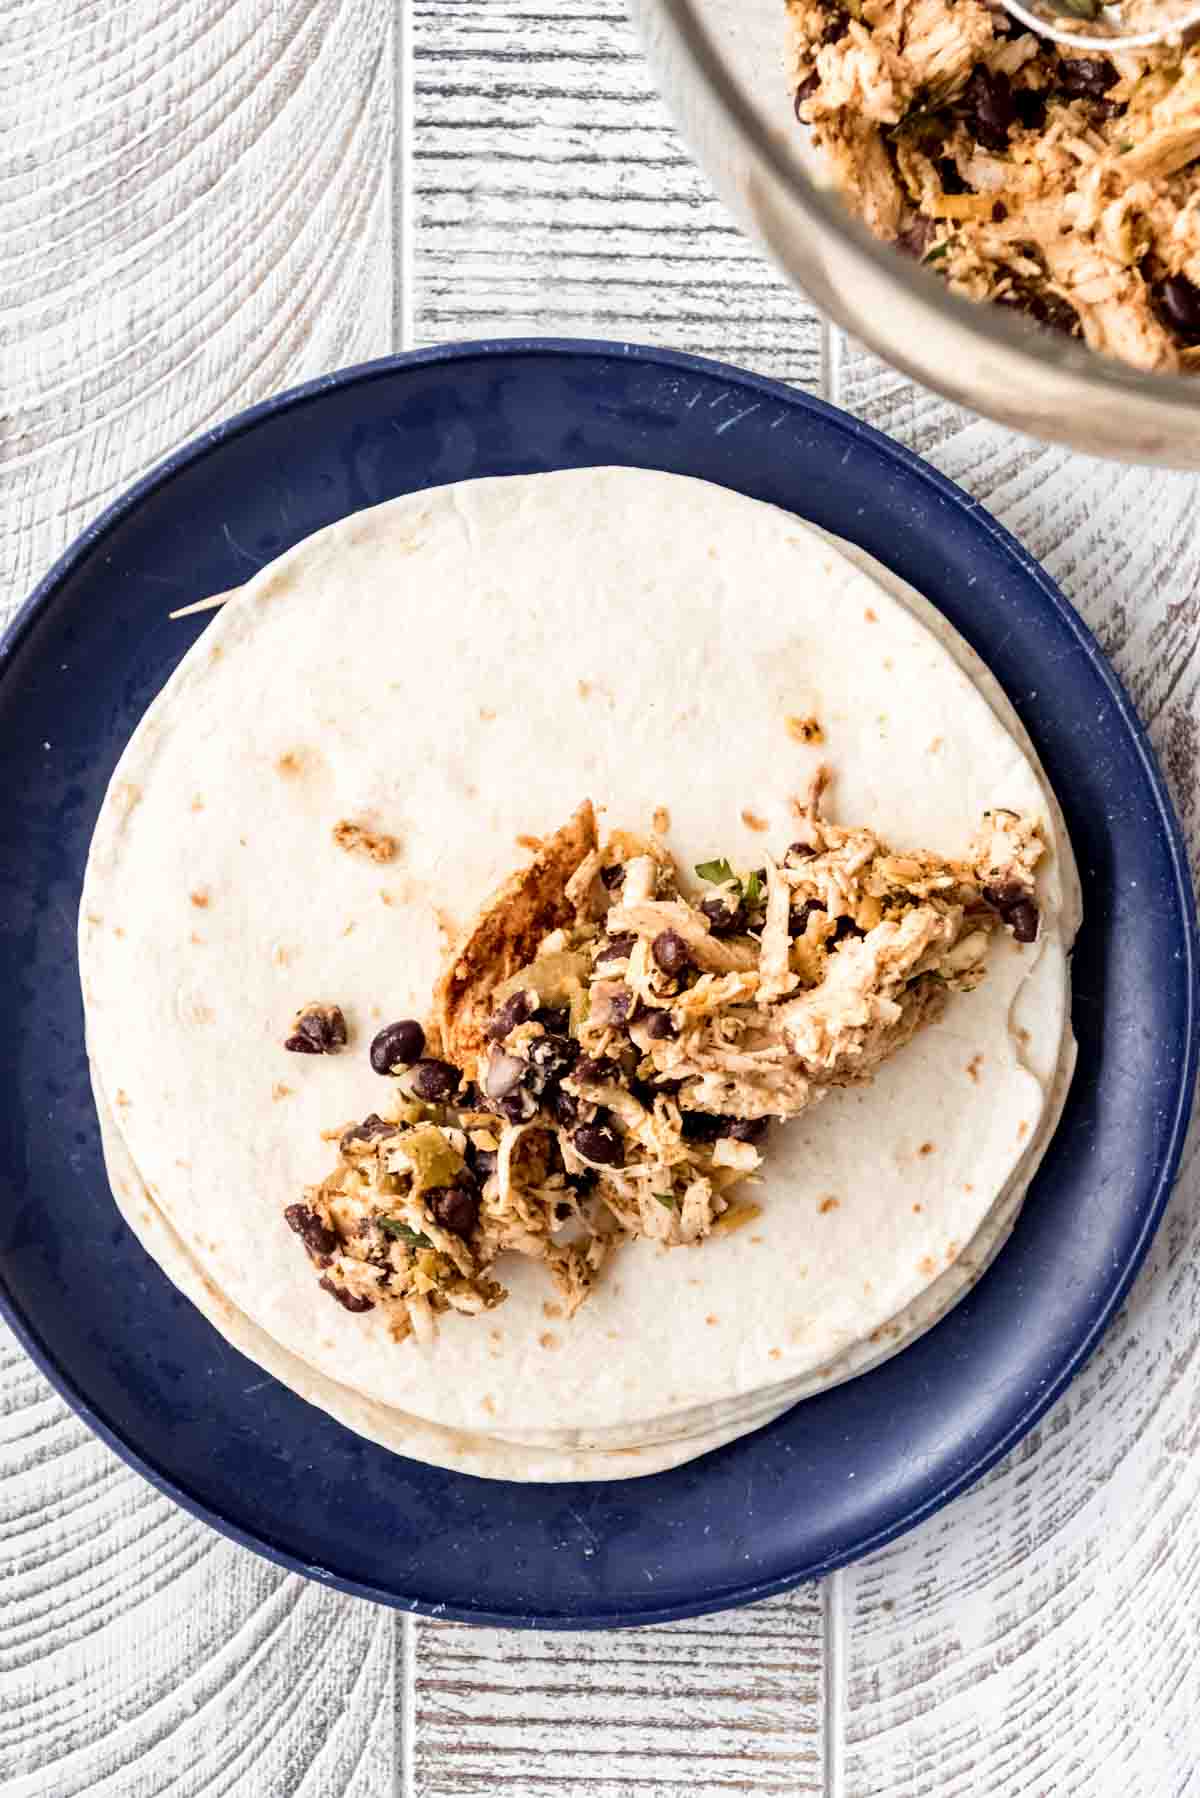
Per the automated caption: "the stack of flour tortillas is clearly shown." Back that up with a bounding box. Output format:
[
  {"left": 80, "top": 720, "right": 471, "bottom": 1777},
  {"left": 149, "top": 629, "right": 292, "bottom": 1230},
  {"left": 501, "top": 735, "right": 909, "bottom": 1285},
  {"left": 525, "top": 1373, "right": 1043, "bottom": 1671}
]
[{"left": 80, "top": 470, "right": 1078, "bottom": 1481}]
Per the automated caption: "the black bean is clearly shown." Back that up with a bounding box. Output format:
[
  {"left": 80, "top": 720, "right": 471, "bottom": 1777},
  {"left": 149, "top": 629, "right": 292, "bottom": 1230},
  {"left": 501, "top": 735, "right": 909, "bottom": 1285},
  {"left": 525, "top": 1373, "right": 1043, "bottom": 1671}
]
[
  {"left": 983, "top": 880, "right": 1026, "bottom": 913},
  {"left": 339, "top": 1113, "right": 396, "bottom": 1153},
  {"left": 606, "top": 986, "right": 634, "bottom": 1026},
  {"left": 550, "top": 1085, "right": 581, "bottom": 1127},
  {"left": 700, "top": 894, "right": 745, "bottom": 935},
  {"left": 652, "top": 930, "right": 692, "bottom": 976},
  {"left": 529, "top": 1033, "right": 579, "bottom": 1083},
  {"left": 963, "top": 65, "right": 1013, "bottom": 152},
  {"left": 457, "top": 1079, "right": 485, "bottom": 1112},
  {"left": 1013, "top": 87, "right": 1048, "bottom": 131},
  {"left": 410, "top": 1058, "right": 461, "bottom": 1102},
  {"left": 369, "top": 1018, "right": 425, "bottom": 1074},
  {"left": 820, "top": 6, "right": 849, "bottom": 43},
  {"left": 1008, "top": 901, "right": 1040, "bottom": 944},
  {"left": 790, "top": 897, "right": 827, "bottom": 938},
  {"left": 602, "top": 932, "right": 638, "bottom": 962},
  {"left": 726, "top": 1117, "right": 769, "bottom": 1144},
  {"left": 576, "top": 1055, "right": 620, "bottom": 1085},
  {"left": 831, "top": 915, "right": 866, "bottom": 945},
  {"left": 646, "top": 1009, "right": 678, "bottom": 1041},
  {"left": 567, "top": 1167, "right": 597, "bottom": 1196},
  {"left": 537, "top": 1005, "right": 571, "bottom": 1036},
  {"left": 500, "top": 1090, "right": 538, "bottom": 1123},
  {"left": 794, "top": 72, "right": 820, "bottom": 117},
  {"left": 572, "top": 1119, "right": 624, "bottom": 1166},
  {"left": 284, "top": 1202, "right": 339, "bottom": 1263},
  {"left": 1057, "top": 57, "right": 1117, "bottom": 100},
  {"left": 487, "top": 989, "right": 535, "bottom": 1041},
  {"left": 470, "top": 1147, "right": 498, "bottom": 1180},
  {"left": 287, "top": 1004, "right": 347, "bottom": 1054},
  {"left": 426, "top": 1182, "right": 481, "bottom": 1237},
  {"left": 599, "top": 863, "right": 625, "bottom": 891},
  {"left": 786, "top": 842, "right": 816, "bottom": 863},
  {"left": 319, "top": 1276, "right": 374, "bottom": 1313},
  {"left": 680, "top": 1111, "right": 728, "bottom": 1144},
  {"left": 1153, "top": 274, "right": 1200, "bottom": 344},
  {"left": 655, "top": 1077, "right": 685, "bottom": 1096},
  {"left": 554, "top": 1200, "right": 574, "bottom": 1222}
]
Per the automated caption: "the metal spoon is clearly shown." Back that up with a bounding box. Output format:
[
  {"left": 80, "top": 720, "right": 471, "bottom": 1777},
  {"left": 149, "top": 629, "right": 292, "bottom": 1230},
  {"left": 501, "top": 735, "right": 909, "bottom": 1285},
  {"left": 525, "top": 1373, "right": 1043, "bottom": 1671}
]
[{"left": 1001, "top": 0, "right": 1200, "bottom": 51}]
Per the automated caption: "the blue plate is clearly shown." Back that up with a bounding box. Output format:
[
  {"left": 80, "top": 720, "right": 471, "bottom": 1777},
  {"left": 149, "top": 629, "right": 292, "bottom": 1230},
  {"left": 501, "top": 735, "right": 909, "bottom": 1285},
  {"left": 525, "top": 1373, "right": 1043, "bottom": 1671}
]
[{"left": 2, "top": 342, "right": 1195, "bottom": 1627}]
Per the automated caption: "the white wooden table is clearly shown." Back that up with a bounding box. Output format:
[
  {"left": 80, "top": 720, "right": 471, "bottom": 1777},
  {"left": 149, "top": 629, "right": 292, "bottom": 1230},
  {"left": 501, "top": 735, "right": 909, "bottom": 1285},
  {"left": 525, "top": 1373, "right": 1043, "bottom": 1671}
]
[{"left": 3, "top": 3, "right": 1199, "bottom": 1792}]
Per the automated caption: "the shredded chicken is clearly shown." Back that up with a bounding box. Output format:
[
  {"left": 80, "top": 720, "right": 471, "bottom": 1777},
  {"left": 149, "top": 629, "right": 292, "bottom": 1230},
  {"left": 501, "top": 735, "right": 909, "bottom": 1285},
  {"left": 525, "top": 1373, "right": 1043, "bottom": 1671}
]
[
  {"left": 288, "top": 782, "right": 1046, "bottom": 1337},
  {"left": 788, "top": 0, "right": 1200, "bottom": 373}
]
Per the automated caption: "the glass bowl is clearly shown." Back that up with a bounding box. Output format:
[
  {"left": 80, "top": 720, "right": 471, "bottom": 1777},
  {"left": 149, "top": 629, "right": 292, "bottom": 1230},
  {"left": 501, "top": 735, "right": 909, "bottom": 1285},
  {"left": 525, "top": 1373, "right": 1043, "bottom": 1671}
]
[{"left": 630, "top": 0, "right": 1200, "bottom": 465}]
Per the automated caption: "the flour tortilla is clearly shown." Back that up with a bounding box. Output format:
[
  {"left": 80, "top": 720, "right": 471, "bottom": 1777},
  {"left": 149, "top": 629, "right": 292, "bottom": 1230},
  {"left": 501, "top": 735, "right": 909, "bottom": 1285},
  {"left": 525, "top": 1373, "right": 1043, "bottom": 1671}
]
[{"left": 80, "top": 469, "right": 1076, "bottom": 1461}]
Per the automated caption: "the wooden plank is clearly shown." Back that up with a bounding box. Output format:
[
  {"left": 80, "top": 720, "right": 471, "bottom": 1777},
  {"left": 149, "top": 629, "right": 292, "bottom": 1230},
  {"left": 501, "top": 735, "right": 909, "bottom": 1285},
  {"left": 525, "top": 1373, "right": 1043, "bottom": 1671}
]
[
  {"left": 832, "top": 344, "right": 1200, "bottom": 1795},
  {"left": 1, "top": 0, "right": 395, "bottom": 625},
  {"left": 409, "top": 1591, "right": 825, "bottom": 1796},
  {"left": 0, "top": 2, "right": 397, "bottom": 1793},
  {"left": 409, "top": 0, "right": 821, "bottom": 385}
]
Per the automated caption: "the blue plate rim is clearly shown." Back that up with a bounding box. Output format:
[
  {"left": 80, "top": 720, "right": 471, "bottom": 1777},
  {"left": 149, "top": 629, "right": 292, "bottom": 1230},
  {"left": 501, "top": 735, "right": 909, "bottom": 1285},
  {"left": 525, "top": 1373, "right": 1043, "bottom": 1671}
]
[{"left": 2, "top": 336, "right": 1196, "bottom": 1627}]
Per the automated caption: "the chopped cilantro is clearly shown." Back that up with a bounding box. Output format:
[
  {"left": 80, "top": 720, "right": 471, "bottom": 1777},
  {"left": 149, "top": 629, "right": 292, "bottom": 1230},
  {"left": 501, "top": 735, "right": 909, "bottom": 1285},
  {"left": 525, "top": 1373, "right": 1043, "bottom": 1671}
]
[
  {"left": 924, "top": 241, "right": 951, "bottom": 265},
  {"left": 378, "top": 1218, "right": 432, "bottom": 1247},
  {"left": 695, "top": 857, "right": 735, "bottom": 886},
  {"left": 742, "top": 869, "right": 763, "bottom": 907},
  {"left": 653, "top": 1191, "right": 677, "bottom": 1209}
]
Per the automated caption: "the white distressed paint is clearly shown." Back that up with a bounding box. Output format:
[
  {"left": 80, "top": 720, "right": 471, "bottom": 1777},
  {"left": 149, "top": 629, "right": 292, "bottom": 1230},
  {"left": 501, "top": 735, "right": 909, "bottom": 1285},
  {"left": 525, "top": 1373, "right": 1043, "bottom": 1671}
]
[{"left": 3, "top": 0, "right": 1198, "bottom": 1792}]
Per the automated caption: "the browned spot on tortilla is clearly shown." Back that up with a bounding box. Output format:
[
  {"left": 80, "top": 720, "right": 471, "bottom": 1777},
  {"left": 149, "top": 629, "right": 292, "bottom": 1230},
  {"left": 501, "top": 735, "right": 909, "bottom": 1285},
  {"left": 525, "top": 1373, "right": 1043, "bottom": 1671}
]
[
  {"left": 275, "top": 750, "right": 307, "bottom": 778},
  {"left": 538, "top": 1331, "right": 560, "bottom": 1351},
  {"left": 741, "top": 809, "right": 768, "bottom": 832},
  {"left": 652, "top": 806, "right": 670, "bottom": 835},
  {"left": 189, "top": 931, "right": 205, "bottom": 945},
  {"left": 115, "top": 1089, "right": 130, "bottom": 1107},
  {"left": 785, "top": 715, "right": 824, "bottom": 747},
  {"left": 964, "top": 1182, "right": 974, "bottom": 1194},
  {"left": 542, "top": 1301, "right": 563, "bottom": 1320},
  {"left": 918, "top": 1141, "right": 935, "bottom": 1157},
  {"left": 332, "top": 819, "right": 398, "bottom": 863},
  {"left": 435, "top": 907, "right": 458, "bottom": 950},
  {"left": 272, "top": 1082, "right": 292, "bottom": 1101},
  {"left": 342, "top": 920, "right": 356, "bottom": 937},
  {"left": 919, "top": 1256, "right": 937, "bottom": 1276},
  {"left": 577, "top": 679, "right": 592, "bottom": 700},
  {"left": 883, "top": 658, "right": 894, "bottom": 672},
  {"left": 479, "top": 706, "right": 496, "bottom": 722},
  {"left": 379, "top": 890, "right": 395, "bottom": 907},
  {"left": 869, "top": 1327, "right": 883, "bottom": 1344},
  {"left": 113, "top": 926, "right": 125, "bottom": 938},
  {"left": 435, "top": 801, "right": 597, "bottom": 1066},
  {"left": 209, "top": 645, "right": 223, "bottom": 662},
  {"left": 864, "top": 607, "right": 878, "bottom": 623},
  {"left": 768, "top": 1347, "right": 781, "bottom": 1360},
  {"left": 190, "top": 888, "right": 210, "bottom": 908},
  {"left": 114, "top": 781, "right": 142, "bottom": 815},
  {"left": 863, "top": 1280, "right": 873, "bottom": 1295},
  {"left": 272, "top": 943, "right": 292, "bottom": 966},
  {"left": 928, "top": 737, "right": 944, "bottom": 754},
  {"left": 817, "top": 1195, "right": 840, "bottom": 1214},
  {"left": 174, "top": 1159, "right": 189, "bottom": 1169},
  {"left": 515, "top": 834, "right": 543, "bottom": 853},
  {"left": 190, "top": 797, "right": 205, "bottom": 812},
  {"left": 1016, "top": 1025, "right": 1031, "bottom": 1045},
  {"left": 481, "top": 1394, "right": 496, "bottom": 1415},
  {"left": 85, "top": 913, "right": 103, "bottom": 926},
  {"left": 705, "top": 1314, "right": 719, "bottom": 1326},
  {"left": 750, "top": 1234, "right": 764, "bottom": 1245},
  {"left": 913, "top": 1203, "right": 923, "bottom": 1214},
  {"left": 946, "top": 1239, "right": 960, "bottom": 1262},
  {"left": 966, "top": 1054, "right": 984, "bottom": 1082},
  {"left": 1017, "top": 1119, "right": 1029, "bottom": 1139}
]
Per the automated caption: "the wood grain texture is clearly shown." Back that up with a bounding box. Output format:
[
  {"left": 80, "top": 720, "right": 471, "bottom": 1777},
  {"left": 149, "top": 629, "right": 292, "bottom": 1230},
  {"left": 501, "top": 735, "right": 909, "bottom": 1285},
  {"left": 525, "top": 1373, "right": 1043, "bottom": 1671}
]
[
  {"left": 409, "top": 1593, "right": 824, "bottom": 1796},
  {"left": 1, "top": 0, "right": 394, "bottom": 625},
  {"left": 409, "top": 0, "right": 820, "bottom": 384},
  {"left": 1, "top": 2, "right": 396, "bottom": 1793}
]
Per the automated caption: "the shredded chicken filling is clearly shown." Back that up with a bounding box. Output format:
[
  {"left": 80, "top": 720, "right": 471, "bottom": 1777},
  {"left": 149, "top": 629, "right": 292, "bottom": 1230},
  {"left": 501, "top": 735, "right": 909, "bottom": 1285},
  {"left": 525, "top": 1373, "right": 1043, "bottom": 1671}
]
[
  {"left": 788, "top": 0, "right": 1200, "bottom": 373},
  {"left": 286, "top": 782, "right": 1045, "bottom": 1340}
]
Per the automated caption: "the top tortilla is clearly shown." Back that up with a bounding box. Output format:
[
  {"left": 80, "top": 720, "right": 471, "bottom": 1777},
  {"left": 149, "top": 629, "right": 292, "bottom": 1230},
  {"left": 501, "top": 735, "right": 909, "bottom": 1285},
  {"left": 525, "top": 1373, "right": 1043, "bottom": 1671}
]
[{"left": 79, "top": 468, "right": 1074, "bottom": 1447}]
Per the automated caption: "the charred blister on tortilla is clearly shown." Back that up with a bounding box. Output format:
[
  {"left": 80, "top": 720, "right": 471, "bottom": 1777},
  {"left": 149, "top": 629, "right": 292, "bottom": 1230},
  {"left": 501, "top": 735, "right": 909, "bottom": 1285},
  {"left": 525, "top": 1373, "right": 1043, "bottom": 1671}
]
[{"left": 285, "top": 784, "right": 1046, "bottom": 1340}]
